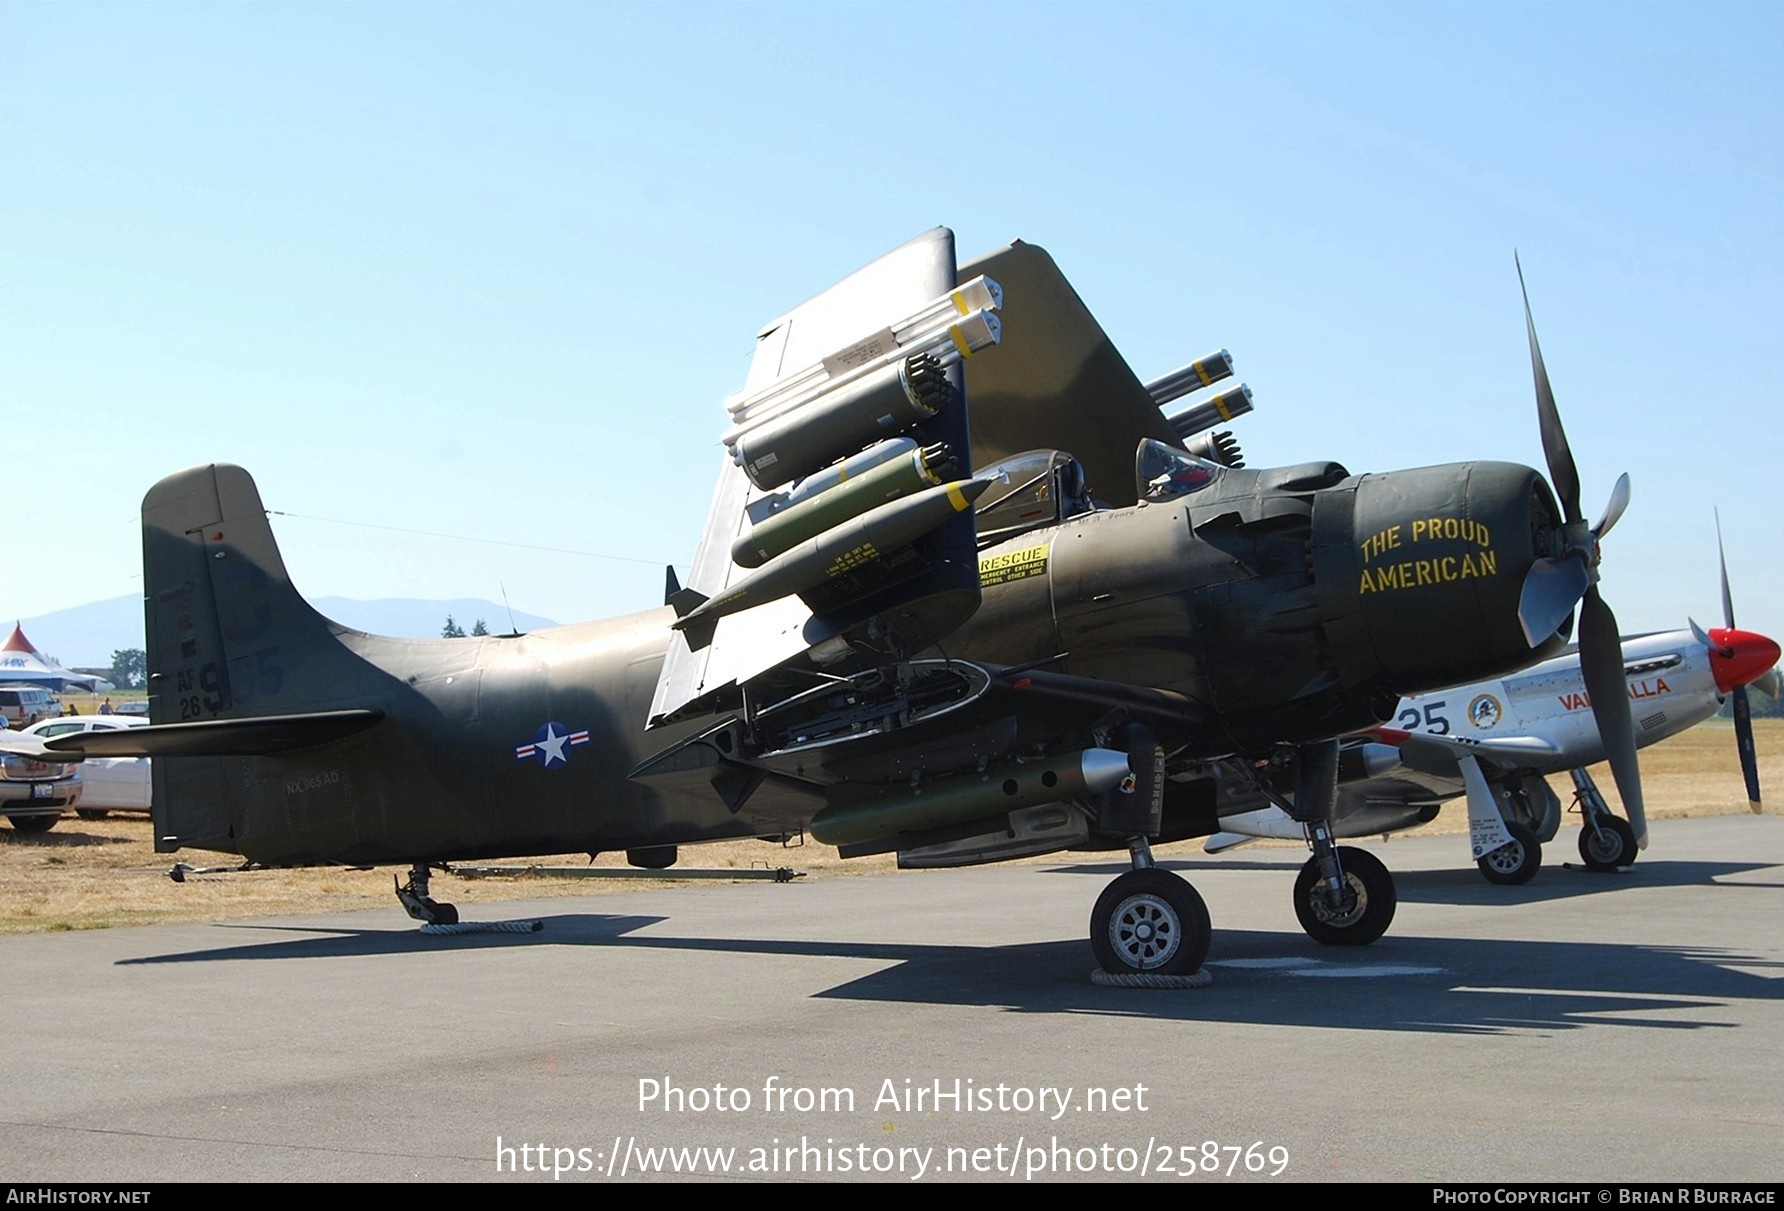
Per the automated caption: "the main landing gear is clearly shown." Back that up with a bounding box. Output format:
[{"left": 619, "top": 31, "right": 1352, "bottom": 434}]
[
  {"left": 1477, "top": 821, "right": 1542, "bottom": 885},
  {"left": 395, "top": 863, "right": 459, "bottom": 925},
  {"left": 1089, "top": 837, "right": 1211, "bottom": 977},
  {"left": 1570, "top": 767, "right": 1639, "bottom": 871},
  {"left": 1294, "top": 822, "right": 1397, "bottom": 946},
  {"left": 1281, "top": 741, "right": 1398, "bottom": 946}
]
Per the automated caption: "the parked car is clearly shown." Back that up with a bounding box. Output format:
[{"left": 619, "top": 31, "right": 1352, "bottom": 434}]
[
  {"left": 0, "top": 685, "right": 62, "bottom": 726},
  {"left": 0, "top": 729, "right": 82, "bottom": 832},
  {"left": 115, "top": 700, "right": 151, "bottom": 717},
  {"left": 20, "top": 716, "right": 149, "bottom": 818}
]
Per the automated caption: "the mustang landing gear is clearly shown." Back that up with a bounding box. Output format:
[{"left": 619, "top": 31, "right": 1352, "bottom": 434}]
[
  {"left": 1089, "top": 838, "right": 1211, "bottom": 977},
  {"left": 1571, "top": 767, "right": 1639, "bottom": 870},
  {"left": 1477, "top": 821, "right": 1542, "bottom": 885},
  {"left": 395, "top": 864, "right": 458, "bottom": 925}
]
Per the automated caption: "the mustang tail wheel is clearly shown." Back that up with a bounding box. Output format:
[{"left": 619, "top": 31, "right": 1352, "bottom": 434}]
[
  {"left": 1091, "top": 868, "right": 1211, "bottom": 976},
  {"left": 1478, "top": 821, "right": 1541, "bottom": 885},
  {"left": 1577, "top": 816, "right": 1638, "bottom": 871},
  {"left": 1293, "top": 846, "right": 1396, "bottom": 946}
]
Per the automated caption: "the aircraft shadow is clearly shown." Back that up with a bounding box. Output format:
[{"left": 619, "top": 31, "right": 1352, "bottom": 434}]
[
  {"left": 1047, "top": 855, "right": 1780, "bottom": 909},
  {"left": 114, "top": 911, "right": 1781, "bottom": 1036},
  {"left": 115, "top": 913, "right": 665, "bottom": 964}
]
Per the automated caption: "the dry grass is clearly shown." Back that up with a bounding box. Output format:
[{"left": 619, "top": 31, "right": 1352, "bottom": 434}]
[{"left": 2, "top": 720, "right": 1775, "bottom": 934}]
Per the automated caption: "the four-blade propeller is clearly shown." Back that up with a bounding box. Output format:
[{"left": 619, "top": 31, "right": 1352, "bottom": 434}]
[
  {"left": 1709, "top": 510, "right": 1772, "bottom": 812},
  {"left": 1512, "top": 255, "right": 1647, "bottom": 849}
]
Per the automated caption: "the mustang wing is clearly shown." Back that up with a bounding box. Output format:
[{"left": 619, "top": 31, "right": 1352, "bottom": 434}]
[{"left": 1376, "top": 728, "right": 1564, "bottom": 780}]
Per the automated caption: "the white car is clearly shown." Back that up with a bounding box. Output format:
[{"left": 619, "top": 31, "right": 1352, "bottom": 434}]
[{"left": 22, "top": 716, "right": 150, "bottom": 817}]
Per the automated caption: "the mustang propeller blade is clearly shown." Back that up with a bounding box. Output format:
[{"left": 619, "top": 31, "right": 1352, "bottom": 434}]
[
  {"left": 1717, "top": 510, "right": 1765, "bottom": 813},
  {"left": 1514, "top": 255, "right": 1645, "bottom": 848}
]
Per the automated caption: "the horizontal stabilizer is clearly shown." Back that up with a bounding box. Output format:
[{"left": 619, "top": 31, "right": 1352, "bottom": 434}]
[{"left": 41, "top": 709, "right": 384, "bottom": 759}]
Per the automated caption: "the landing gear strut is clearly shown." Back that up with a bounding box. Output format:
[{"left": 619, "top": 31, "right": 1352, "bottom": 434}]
[
  {"left": 1571, "top": 767, "right": 1638, "bottom": 870},
  {"left": 1089, "top": 837, "right": 1210, "bottom": 977},
  {"left": 395, "top": 864, "right": 459, "bottom": 925}
]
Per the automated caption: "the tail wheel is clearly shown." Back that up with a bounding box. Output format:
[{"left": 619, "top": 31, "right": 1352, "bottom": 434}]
[
  {"left": 1090, "top": 868, "right": 1211, "bottom": 976},
  {"left": 1478, "top": 821, "right": 1541, "bottom": 885},
  {"left": 1293, "top": 846, "right": 1396, "bottom": 946}
]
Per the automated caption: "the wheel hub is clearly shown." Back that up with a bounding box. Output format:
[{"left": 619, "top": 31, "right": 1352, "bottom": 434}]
[
  {"left": 1484, "top": 843, "right": 1524, "bottom": 874},
  {"left": 1109, "top": 893, "right": 1180, "bottom": 969},
  {"left": 1309, "top": 874, "right": 1365, "bottom": 927}
]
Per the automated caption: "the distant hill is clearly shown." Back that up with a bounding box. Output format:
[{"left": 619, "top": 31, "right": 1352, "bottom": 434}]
[{"left": 12, "top": 596, "right": 560, "bottom": 667}]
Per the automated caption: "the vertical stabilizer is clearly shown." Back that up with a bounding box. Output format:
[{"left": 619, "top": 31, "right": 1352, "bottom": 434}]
[{"left": 141, "top": 464, "right": 348, "bottom": 852}]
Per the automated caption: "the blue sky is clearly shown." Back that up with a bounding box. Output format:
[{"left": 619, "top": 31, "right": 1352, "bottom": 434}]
[{"left": 4, "top": 3, "right": 1779, "bottom": 645}]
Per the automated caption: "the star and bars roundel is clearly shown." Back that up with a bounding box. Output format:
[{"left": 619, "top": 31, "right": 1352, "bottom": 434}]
[{"left": 514, "top": 721, "right": 590, "bottom": 769}]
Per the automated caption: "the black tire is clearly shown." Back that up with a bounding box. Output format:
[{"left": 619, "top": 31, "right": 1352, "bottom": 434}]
[
  {"left": 8, "top": 813, "right": 59, "bottom": 835},
  {"left": 430, "top": 901, "right": 459, "bottom": 926},
  {"left": 76, "top": 809, "right": 111, "bottom": 820},
  {"left": 1090, "top": 868, "right": 1211, "bottom": 976},
  {"left": 1577, "top": 816, "right": 1638, "bottom": 871},
  {"left": 1477, "top": 821, "right": 1541, "bottom": 885},
  {"left": 1294, "top": 847, "right": 1397, "bottom": 946}
]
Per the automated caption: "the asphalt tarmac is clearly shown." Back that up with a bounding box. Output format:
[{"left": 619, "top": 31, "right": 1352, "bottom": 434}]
[{"left": 3, "top": 816, "right": 1780, "bottom": 1184}]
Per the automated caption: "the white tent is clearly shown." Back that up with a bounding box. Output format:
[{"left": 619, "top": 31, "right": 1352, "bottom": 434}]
[{"left": 0, "top": 623, "right": 110, "bottom": 692}]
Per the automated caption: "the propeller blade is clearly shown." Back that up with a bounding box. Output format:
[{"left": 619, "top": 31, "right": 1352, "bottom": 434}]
[
  {"left": 1594, "top": 472, "right": 1631, "bottom": 539},
  {"left": 1577, "top": 586, "right": 1645, "bottom": 848},
  {"left": 1715, "top": 508, "right": 1736, "bottom": 630},
  {"left": 1517, "top": 253, "right": 1582, "bottom": 526},
  {"left": 1689, "top": 616, "right": 1733, "bottom": 659},
  {"left": 1732, "top": 685, "right": 1762, "bottom": 813},
  {"left": 1517, "top": 552, "right": 1589, "bottom": 646},
  {"left": 1712, "top": 508, "right": 1763, "bottom": 811}
]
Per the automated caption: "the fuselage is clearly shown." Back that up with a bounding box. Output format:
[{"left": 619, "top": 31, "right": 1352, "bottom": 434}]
[{"left": 145, "top": 456, "right": 1579, "bottom": 868}]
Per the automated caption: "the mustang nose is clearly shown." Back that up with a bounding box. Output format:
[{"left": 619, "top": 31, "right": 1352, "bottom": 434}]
[{"left": 1708, "top": 627, "right": 1782, "bottom": 693}]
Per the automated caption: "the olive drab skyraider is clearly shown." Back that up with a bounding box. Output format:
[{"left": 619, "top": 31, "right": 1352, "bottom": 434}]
[{"left": 3, "top": 228, "right": 1650, "bottom": 979}]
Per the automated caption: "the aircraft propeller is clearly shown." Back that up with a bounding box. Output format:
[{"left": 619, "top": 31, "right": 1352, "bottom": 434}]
[
  {"left": 1692, "top": 510, "right": 1777, "bottom": 813},
  {"left": 1512, "top": 255, "right": 1647, "bottom": 849}
]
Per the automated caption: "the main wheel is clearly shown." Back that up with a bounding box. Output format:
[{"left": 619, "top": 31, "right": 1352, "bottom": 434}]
[
  {"left": 1294, "top": 847, "right": 1396, "bottom": 946},
  {"left": 1090, "top": 869, "right": 1211, "bottom": 976},
  {"left": 1577, "top": 816, "right": 1638, "bottom": 871},
  {"left": 1477, "top": 821, "right": 1541, "bottom": 885},
  {"left": 8, "top": 813, "right": 59, "bottom": 835}
]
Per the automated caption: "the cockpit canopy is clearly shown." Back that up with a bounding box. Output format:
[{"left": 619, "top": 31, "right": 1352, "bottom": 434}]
[
  {"left": 1135, "top": 438, "right": 1225, "bottom": 503},
  {"left": 974, "top": 449, "right": 1097, "bottom": 548}
]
